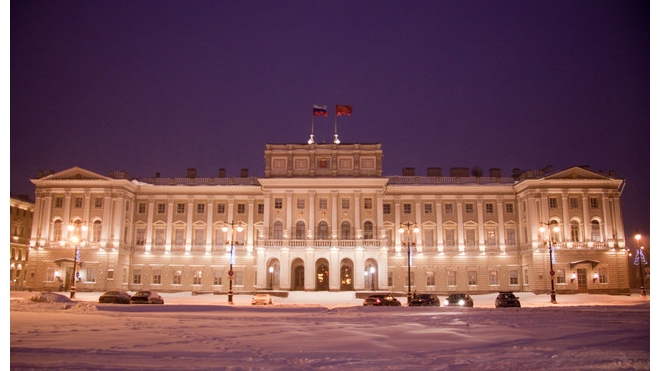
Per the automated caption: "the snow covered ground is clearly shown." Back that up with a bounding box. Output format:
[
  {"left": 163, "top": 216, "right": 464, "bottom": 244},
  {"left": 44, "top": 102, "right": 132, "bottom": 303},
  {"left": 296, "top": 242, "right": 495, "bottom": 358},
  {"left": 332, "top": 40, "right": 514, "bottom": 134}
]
[{"left": 9, "top": 291, "right": 651, "bottom": 370}]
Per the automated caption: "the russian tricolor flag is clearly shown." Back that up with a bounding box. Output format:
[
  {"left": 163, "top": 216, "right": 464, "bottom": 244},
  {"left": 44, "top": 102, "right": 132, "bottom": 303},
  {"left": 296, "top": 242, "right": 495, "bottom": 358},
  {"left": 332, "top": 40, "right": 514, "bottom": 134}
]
[{"left": 313, "top": 104, "right": 328, "bottom": 116}]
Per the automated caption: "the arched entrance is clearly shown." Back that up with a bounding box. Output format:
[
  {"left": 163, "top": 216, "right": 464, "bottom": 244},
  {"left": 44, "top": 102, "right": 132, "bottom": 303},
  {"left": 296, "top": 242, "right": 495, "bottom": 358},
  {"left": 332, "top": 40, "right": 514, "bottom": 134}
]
[
  {"left": 315, "top": 259, "right": 329, "bottom": 291},
  {"left": 364, "top": 259, "right": 378, "bottom": 291},
  {"left": 340, "top": 259, "right": 354, "bottom": 291},
  {"left": 267, "top": 259, "right": 280, "bottom": 290},
  {"left": 291, "top": 258, "right": 305, "bottom": 291}
]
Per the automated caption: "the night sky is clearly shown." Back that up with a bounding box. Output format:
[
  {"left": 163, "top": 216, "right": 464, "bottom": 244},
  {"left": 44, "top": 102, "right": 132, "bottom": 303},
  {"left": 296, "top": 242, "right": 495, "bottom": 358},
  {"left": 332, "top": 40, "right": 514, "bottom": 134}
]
[{"left": 10, "top": 1, "right": 650, "bottom": 246}]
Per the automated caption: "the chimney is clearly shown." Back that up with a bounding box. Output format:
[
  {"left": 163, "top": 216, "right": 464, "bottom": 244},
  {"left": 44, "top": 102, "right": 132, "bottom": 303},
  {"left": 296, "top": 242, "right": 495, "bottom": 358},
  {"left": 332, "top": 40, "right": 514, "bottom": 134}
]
[
  {"left": 155, "top": 172, "right": 160, "bottom": 178},
  {"left": 218, "top": 168, "right": 226, "bottom": 178},
  {"left": 402, "top": 167, "right": 415, "bottom": 176},
  {"left": 489, "top": 168, "right": 502, "bottom": 178},
  {"left": 187, "top": 168, "right": 197, "bottom": 178},
  {"left": 240, "top": 168, "right": 249, "bottom": 178},
  {"left": 427, "top": 167, "right": 442, "bottom": 177}
]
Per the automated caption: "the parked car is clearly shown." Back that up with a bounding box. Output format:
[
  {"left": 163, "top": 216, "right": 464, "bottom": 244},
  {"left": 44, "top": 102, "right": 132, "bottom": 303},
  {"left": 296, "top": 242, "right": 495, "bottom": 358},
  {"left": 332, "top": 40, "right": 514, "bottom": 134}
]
[
  {"left": 98, "top": 290, "right": 131, "bottom": 304},
  {"left": 363, "top": 294, "right": 402, "bottom": 306},
  {"left": 130, "top": 290, "right": 164, "bottom": 304},
  {"left": 443, "top": 293, "right": 474, "bottom": 307},
  {"left": 409, "top": 293, "right": 440, "bottom": 307},
  {"left": 251, "top": 293, "right": 273, "bottom": 305},
  {"left": 495, "top": 291, "right": 521, "bottom": 308}
]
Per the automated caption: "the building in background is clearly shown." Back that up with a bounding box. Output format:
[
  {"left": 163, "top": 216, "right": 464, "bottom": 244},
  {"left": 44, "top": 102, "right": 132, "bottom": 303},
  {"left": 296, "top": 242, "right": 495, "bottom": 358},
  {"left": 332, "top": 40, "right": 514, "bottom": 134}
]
[
  {"left": 10, "top": 196, "right": 34, "bottom": 291},
  {"left": 23, "top": 142, "right": 630, "bottom": 296}
]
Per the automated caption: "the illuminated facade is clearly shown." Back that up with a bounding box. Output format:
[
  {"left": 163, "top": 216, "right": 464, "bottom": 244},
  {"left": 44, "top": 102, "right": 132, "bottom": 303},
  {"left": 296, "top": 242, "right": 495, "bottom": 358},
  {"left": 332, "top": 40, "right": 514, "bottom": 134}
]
[
  {"left": 10, "top": 196, "right": 34, "bottom": 291},
  {"left": 24, "top": 143, "right": 631, "bottom": 296}
]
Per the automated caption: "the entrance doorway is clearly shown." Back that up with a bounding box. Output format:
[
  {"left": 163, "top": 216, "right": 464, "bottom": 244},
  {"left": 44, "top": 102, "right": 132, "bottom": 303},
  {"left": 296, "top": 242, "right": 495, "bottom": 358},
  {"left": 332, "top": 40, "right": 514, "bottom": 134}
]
[
  {"left": 291, "top": 259, "right": 304, "bottom": 291},
  {"left": 315, "top": 259, "right": 329, "bottom": 291},
  {"left": 340, "top": 259, "right": 354, "bottom": 291},
  {"left": 577, "top": 268, "right": 588, "bottom": 293}
]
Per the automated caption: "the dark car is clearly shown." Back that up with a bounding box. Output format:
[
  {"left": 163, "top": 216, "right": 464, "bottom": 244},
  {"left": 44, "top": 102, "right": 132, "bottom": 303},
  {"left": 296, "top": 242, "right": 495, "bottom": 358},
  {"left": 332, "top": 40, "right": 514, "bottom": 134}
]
[
  {"left": 443, "top": 293, "right": 474, "bottom": 307},
  {"left": 98, "top": 290, "right": 131, "bottom": 304},
  {"left": 363, "top": 294, "right": 402, "bottom": 306},
  {"left": 495, "top": 291, "right": 521, "bottom": 308},
  {"left": 130, "top": 290, "right": 164, "bottom": 304},
  {"left": 409, "top": 293, "right": 440, "bottom": 307}
]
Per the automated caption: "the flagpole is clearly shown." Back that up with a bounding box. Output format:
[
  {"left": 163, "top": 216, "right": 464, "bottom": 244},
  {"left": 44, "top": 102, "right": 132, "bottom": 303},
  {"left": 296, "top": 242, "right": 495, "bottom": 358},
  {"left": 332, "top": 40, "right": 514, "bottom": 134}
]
[{"left": 308, "top": 104, "right": 315, "bottom": 144}]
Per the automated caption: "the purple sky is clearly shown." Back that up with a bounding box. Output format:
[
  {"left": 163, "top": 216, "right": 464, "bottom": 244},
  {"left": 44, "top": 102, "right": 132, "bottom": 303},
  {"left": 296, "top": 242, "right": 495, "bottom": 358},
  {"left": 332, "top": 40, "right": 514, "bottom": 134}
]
[{"left": 10, "top": 1, "right": 650, "bottom": 245}]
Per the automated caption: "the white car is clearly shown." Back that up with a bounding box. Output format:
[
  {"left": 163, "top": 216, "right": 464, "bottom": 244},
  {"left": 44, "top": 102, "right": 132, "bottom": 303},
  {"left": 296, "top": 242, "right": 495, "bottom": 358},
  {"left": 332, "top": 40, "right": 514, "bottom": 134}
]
[{"left": 251, "top": 293, "right": 273, "bottom": 305}]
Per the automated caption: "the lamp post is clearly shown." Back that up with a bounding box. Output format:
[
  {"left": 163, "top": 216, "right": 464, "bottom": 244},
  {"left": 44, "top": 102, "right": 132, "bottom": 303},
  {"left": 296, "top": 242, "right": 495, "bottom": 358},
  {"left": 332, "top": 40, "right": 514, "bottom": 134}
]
[
  {"left": 369, "top": 265, "right": 375, "bottom": 291},
  {"left": 539, "top": 222, "right": 560, "bottom": 304},
  {"left": 222, "top": 221, "right": 244, "bottom": 304},
  {"left": 269, "top": 266, "right": 274, "bottom": 290},
  {"left": 633, "top": 231, "right": 647, "bottom": 297},
  {"left": 67, "top": 221, "right": 87, "bottom": 299},
  {"left": 399, "top": 222, "right": 419, "bottom": 305}
]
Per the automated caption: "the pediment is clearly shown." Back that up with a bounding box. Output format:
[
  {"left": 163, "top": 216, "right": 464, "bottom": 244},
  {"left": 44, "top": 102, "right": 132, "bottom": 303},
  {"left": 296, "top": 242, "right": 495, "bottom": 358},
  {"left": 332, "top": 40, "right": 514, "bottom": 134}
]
[
  {"left": 543, "top": 166, "right": 610, "bottom": 180},
  {"left": 41, "top": 167, "right": 110, "bottom": 181}
]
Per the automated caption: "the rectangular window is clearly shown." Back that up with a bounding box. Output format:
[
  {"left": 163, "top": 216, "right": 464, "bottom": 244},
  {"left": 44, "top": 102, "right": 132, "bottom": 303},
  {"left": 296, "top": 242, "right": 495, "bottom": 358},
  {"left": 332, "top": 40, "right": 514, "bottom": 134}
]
[
  {"left": 426, "top": 271, "right": 435, "bottom": 286},
  {"left": 193, "top": 270, "right": 202, "bottom": 285},
  {"left": 485, "top": 203, "right": 494, "bottom": 214},
  {"left": 556, "top": 268, "right": 566, "bottom": 284},
  {"left": 152, "top": 270, "right": 161, "bottom": 284},
  {"left": 74, "top": 197, "right": 83, "bottom": 208},
  {"left": 155, "top": 229, "right": 165, "bottom": 246},
  {"left": 509, "top": 270, "right": 519, "bottom": 285},
  {"left": 177, "top": 203, "right": 185, "bottom": 214},
  {"left": 404, "top": 272, "right": 414, "bottom": 287},
  {"left": 590, "top": 198, "right": 599, "bottom": 209},
  {"left": 274, "top": 198, "right": 283, "bottom": 209},
  {"left": 465, "top": 203, "right": 474, "bottom": 214},
  {"left": 364, "top": 198, "right": 372, "bottom": 209},
  {"left": 132, "top": 269, "right": 142, "bottom": 284},
  {"left": 468, "top": 271, "right": 477, "bottom": 285},
  {"left": 489, "top": 270, "right": 498, "bottom": 285},
  {"left": 107, "top": 269, "right": 114, "bottom": 280},
  {"left": 342, "top": 198, "right": 350, "bottom": 209},
  {"left": 447, "top": 271, "right": 456, "bottom": 286},
  {"left": 465, "top": 229, "right": 476, "bottom": 247},
  {"left": 85, "top": 268, "right": 96, "bottom": 283},
  {"left": 506, "top": 228, "right": 516, "bottom": 245},
  {"left": 197, "top": 203, "right": 205, "bottom": 214},
  {"left": 172, "top": 270, "right": 182, "bottom": 285},
  {"left": 570, "top": 198, "right": 579, "bottom": 209},
  {"left": 424, "top": 229, "right": 434, "bottom": 247},
  {"left": 47, "top": 267, "right": 55, "bottom": 282},
  {"left": 136, "top": 228, "right": 146, "bottom": 245},
  {"left": 237, "top": 204, "right": 246, "bottom": 214},
  {"left": 174, "top": 229, "right": 184, "bottom": 246},
  {"left": 403, "top": 203, "right": 412, "bottom": 214},
  {"left": 505, "top": 203, "right": 514, "bottom": 213},
  {"left": 598, "top": 268, "right": 608, "bottom": 283},
  {"left": 383, "top": 204, "right": 391, "bottom": 214},
  {"left": 549, "top": 198, "right": 558, "bottom": 209},
  {"left": 94, "top": 197, "right": 103, "bottom": 208},
  {"left": 234, "top": 271, "right": 244, "bottom": 286},
  {"left": 213, "top": 270, "right": 223, "bottom": 285},
  {"left": 194, "top": 229, "right": 205, "bottom": 246},
  {"left": 524, "top": 269, "right": 529, "bottom": 285},
  {"left": 319, "top": 199, "right": 327, "bottom": 209},
  {"left": 444, "top": 203, "right": 453, "bottom": 214},
  {"left": 157, "top": 203, "right": 166, "bottom": 214},
  {"left": 55, "top": 197, "right": 63, "bottom": 208},
  {"left": 445, "top": 229, "right": 455, "bottom": 246},
  {"left": 257, "top": 204, "right": 264, "bottom": 214},
  {"left": 424, "top": 203, "right": 432, "bottom": 214},
  {"left": 486, "top": 229, "right": 496, "bottom": 246},
  {"left": 297, "top": 198, "right": 305, "bottom": 209},
  {"left": 217, "top": 204, "right": 225, "bottom": 213},
  {"left": 138, "top": 203, "right": 147, "bottom": 214}
]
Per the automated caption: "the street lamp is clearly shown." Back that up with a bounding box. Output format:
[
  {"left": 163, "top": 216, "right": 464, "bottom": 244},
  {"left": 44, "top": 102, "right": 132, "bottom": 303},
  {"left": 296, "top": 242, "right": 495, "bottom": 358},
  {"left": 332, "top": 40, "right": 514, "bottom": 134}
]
[
  {"left": 539, "top": 222, "right": 560, "bottom": 304},
  {"left": 633, "top": 231, "right": 647, "bottom": 297},
  {"left": 67, "top": 221, "right": 88, "bottom": 299},
  {"left": 222, "top": 221, "right": 244, "bottom": 304},
  {"left": 399, "top": 222, "right": 419, "bottom": 305},
  {"left": 269, "top": 266, "right": 274, "bottom": 290}
]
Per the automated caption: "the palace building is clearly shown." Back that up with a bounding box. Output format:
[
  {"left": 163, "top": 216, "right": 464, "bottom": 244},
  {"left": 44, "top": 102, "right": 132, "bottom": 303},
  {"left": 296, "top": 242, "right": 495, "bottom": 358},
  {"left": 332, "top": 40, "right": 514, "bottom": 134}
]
[{"left": 24, "top": 142, "right": 631, "bottom": 297}]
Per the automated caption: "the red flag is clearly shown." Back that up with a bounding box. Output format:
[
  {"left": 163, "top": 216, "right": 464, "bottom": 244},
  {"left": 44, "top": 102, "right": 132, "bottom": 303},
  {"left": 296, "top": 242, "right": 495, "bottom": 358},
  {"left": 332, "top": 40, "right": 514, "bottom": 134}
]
[{"left": 336, "top": 104, "right": 352, "bottom": 116}]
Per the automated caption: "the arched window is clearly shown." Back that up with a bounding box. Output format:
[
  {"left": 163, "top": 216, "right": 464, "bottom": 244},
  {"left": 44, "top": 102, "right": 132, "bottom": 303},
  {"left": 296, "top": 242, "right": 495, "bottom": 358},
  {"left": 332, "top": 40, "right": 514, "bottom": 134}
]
[
  {"left": 273, "top": 221, "right": 283, "bottom": 239},
  {"left": 92, "top": 220, "right": 102, "bottom": 242},
  {"left": 296, "top": 221, "right": 306, "bottom": 239},
  {"left": 570, "top": 221, "right": 580, "bottom": 242},
  {"left": 363, "top": 221, "right": 373, "bottom": 239},
  {"left": 549, "top": 221, "right": 560, "bottom": 242},
  {"left": 341, "top": 221, "right": 351, "bottom": 240},
  {"left": 591, "top": 220, "right": 601, "bottom": 242},
  {"left": 52, "top": 220, "right": 62, "bottom": 241},
  {"left": 317, "top": 221, "right": 329, "bottom": 240}
]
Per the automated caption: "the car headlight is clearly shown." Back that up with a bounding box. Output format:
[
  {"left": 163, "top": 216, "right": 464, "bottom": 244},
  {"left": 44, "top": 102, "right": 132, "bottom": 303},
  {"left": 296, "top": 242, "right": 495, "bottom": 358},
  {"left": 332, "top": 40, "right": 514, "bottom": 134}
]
[
  {"left": 459, "top": 299, "right": 465, "bottom": 306},
  {"left": 444, "top": 300, "right": 449, "bottom": 306}
]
